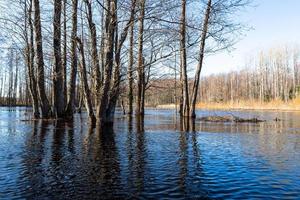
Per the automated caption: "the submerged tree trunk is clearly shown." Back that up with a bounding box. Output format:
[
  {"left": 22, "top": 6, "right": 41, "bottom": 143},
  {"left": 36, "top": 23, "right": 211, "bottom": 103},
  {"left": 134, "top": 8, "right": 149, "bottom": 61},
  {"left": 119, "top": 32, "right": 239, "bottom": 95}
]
[
  {"left": 106, "top": 0, "right": 136, "bottom": 123},
  {"left": 76, "top": 37, "right": 96, "bottom": 123},
  {"left": 53, "top": 0, "right": 65, "bottom": 117},
  {"left": 135, "top": 0, "right": 145, "bottom": 116},
  {"left": 26, "top": 0, "right": 40, "bottom": 118},
  {"left": 66, "top": 0, "right": 78, "bottom": 117},
  {"left": 96, "top": 0, "right": 116, "bottom": 125},
  {"left": 180, "top": 0, "right": 189, "bottom": 117},
  {"left": 190, "top": 0, "right": 211, "bottom": 118},
  {"left": 127, "top": 22, "right": 134, "bottom": 115},
  {"left": 33, "top": 0, "right": 51, "bottom": 118}
]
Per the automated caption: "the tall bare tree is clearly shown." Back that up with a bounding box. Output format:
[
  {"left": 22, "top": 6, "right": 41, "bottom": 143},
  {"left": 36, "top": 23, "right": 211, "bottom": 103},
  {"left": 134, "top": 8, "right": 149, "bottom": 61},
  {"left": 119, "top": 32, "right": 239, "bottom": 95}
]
[
  {"left": 96, "top": 0, "right": 117, "bottom": 124},
  {"left": 53, "top": 0, "right": 65, "bottom": 117},
  {"left": 135, "top": 0, "right": 145, "bottom": 116},
  {"left": 84, "top": 0, "right": 101, "bottom": 98},
  {"left": 66, "top": 0, "right": 78, "bottom": 116},
  {"left": 106, "top": 0, "right": 137, "bottom": 122},
  {"left": 33, "top": 0, "right": 51, "bottom": 118},
  {"left": 179, "top": 0, "right": 189, "bottom": 117},
  {"left": 127, "top": 21, "right": 134, "bottom": 115},
  {"left": 190, "top": 0, "right": 211, "bottom": 118},
  {"left": 62, "top": 0, "right": 67, "bottom": 105},
  {"left": 76, "top": 37, "right": 96, "bottom": 122},
  {"left": 25, "top": 0, "right": 40, "bottom": 118}
]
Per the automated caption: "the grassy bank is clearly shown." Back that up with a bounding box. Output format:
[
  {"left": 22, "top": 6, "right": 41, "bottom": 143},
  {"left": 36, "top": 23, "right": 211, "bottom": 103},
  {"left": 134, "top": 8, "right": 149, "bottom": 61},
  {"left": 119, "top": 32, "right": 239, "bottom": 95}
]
[
  {"left": 196, "top": 98, "right": 300, "bottom": 111},
  {"left": 156, "top": 98, "right": 300, "bottom": 111}
]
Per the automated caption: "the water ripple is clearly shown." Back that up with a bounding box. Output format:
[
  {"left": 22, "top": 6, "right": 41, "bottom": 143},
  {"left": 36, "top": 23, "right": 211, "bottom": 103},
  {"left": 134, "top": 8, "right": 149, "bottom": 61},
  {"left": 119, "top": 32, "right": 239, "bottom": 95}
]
[{"left": 0, "top": 108, "right": 299, "bottom": 199}]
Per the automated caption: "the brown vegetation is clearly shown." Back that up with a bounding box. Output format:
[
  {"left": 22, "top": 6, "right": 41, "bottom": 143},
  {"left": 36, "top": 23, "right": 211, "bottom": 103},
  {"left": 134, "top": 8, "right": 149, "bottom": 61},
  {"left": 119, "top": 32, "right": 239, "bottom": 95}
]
[{"left": 196, "top": 98, "right": 300, "bottom": 111}]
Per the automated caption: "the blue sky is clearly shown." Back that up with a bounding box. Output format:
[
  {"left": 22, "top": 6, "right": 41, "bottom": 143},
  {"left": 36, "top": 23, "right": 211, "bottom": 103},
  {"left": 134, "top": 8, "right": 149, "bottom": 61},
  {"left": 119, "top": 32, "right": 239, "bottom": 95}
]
[{"left": 202, "top": 0, "right": 300, "bottom": 75}]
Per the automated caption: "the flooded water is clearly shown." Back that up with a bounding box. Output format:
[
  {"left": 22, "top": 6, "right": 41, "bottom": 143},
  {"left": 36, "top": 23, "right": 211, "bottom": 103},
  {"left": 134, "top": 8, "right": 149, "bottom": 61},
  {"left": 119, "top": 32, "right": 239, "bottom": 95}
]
[{"left": 0, "top": 107, "right": 300, "bottom": 199}]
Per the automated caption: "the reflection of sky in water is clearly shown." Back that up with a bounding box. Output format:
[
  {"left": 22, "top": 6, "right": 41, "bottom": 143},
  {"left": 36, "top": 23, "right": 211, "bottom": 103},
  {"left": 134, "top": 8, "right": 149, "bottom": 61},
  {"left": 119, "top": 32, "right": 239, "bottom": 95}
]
[{"left": 0, "top": 107, "right": 299, "bottom": 199}]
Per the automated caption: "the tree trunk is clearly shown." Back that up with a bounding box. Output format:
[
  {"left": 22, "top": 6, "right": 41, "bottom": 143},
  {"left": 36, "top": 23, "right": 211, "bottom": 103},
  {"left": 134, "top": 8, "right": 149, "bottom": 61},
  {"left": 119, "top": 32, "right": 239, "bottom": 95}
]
[
  {"left": 76, "top": 37, "right": 96, "bottom": 123},
  {"left": 190, "top": 0, "right": 211, "bottom": 118},
  {"left": 53, "top": 0, "right": 65, "bottom": 118},
  {"left": 100, "top": 3, "right": 105, "bottom": 83},
  {"left": 96, "top": 0, "right": 116, "bottom": 124},
  {"left": 141, "top": 65, "right": 145, "bottom": 115},
  {"left": 66, "top": 0, "right": 78, "bottom": 116},
  {"left": 33, "top": 0, "right": 51, "bottom": 118},
  {"left": 180, "top": 0, "right": 189, "bottom": 117},
  {"left": 62, "top": 0, "right": 67, "bottom": 106},
  {"left": 84, "top": 0, "right": 101, "bottom": 97},
  {"left": 13, "top": 55, "right": 19, "bottom": 105},
  {"left": 127, "top": 22, "right": 134, "bottom": 115},
  {"left": 25, "top": 0, "right": 40, "bottom": 118},
  {"left": 135, "top": 0, "right": 145, "bottom": 116},
  {"left": 106, "top": 0, "right": 136, "bottom": 122}
]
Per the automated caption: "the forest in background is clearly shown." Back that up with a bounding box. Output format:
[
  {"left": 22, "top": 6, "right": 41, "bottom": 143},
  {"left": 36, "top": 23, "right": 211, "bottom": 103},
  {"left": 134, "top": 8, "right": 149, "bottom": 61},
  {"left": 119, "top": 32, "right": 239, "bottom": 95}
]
[{"left": 148, "top": 45, "right": 300, "bottom": 108}]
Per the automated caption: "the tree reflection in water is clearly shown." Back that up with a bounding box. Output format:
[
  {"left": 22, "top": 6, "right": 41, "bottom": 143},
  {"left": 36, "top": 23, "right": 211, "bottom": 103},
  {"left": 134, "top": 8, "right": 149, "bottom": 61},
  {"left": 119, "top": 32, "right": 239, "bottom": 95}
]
[
  {"left": 20, "top": 120, "right": 50, "bottom": 198},
  {"left": 11, "top": 109, "right": 300, "bottom": 199}
]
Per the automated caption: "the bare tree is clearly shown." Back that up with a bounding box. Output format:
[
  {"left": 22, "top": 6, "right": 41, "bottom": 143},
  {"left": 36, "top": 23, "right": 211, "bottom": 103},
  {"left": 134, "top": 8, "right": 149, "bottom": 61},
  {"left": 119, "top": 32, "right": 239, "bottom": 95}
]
[
  {"left": 76, "top": 37, "right": 96, "bottom": 122},
  {"left": 62, "top": 0, "right": 67, "bottom": 106},
  {"left": 135, "top": 0, "right": 146, "bottom": 116},
  {"left": 96, "top": 0, "right": 117, "bottom": 124},
  {"left": 179, "top": 0, "right": 189, "bottom": 117},
  {"left": 127, "top": 21, "right": 134, "bottom": 115},
  {"left": 190, "top": 0, "right": 211, "bottom": 118},
  {"left": 84, "top": 0, "right": 101, "bottom": 98},
  {"left": 25, "top": 0, "right": 40, "bottom": 117},
  {"left": 53, "top": 0, "right": 65, "bottom": 117},
  {"left": 33, "top": 0, "right": 51, "bottom": 118},
  {"left": 66, "top": 0, "right": 78, "bottom": 116}
]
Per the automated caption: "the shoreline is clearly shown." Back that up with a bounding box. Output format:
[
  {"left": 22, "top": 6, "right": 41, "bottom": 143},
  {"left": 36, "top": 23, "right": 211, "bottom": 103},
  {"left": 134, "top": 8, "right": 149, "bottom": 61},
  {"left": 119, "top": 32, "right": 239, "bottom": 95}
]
[{"left": 1, "top": 103, "right": 300, "bottom": 112}]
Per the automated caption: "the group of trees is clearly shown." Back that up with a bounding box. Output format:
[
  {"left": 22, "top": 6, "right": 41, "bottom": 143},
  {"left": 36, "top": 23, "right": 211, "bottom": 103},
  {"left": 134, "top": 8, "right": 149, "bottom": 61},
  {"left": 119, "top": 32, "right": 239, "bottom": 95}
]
[
  {"left": 0, "top": 0, "right": 249, "bottom": 124},
  {"left": 0, "top": 47, "right": 28, "bottom": 106}
]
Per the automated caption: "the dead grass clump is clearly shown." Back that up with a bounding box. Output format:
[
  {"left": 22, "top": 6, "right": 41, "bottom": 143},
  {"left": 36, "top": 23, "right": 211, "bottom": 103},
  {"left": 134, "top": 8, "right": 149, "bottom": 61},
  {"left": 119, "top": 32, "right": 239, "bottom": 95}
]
[{"left": 199, "top": 115, "right": 265, "bottom": 123}]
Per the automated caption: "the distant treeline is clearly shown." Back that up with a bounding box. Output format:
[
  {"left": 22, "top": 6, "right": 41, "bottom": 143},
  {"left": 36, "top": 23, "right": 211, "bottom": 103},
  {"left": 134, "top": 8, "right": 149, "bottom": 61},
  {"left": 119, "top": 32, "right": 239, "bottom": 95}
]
[
  {"left": 200, "top": 46, "right": 300, "bottom": 103},
  {"left": 146, "top": 46, "right": 300, "bottom": 106}
]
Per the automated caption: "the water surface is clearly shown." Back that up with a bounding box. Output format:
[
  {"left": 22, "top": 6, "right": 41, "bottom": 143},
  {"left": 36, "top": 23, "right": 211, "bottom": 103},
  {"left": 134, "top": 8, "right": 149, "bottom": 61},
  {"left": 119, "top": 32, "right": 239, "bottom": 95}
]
[{"left": 0, "top": 107, "right": 300, "bottom": 199}]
